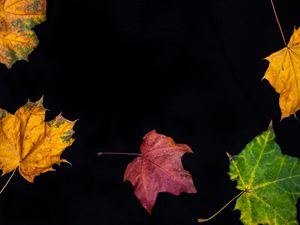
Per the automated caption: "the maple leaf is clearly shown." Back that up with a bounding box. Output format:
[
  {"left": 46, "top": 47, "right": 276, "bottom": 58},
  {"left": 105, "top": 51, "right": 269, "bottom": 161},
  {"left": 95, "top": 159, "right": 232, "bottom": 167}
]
[
  {"left": 228, "top": 129, "right": 300, "bottom": 225},
  {"left": 263, "top": 27, "right": 300, "bottom": 119},
  {"left": 124, "top": 130, "right": 197, "bottom": 214},
  {"left": 0, "top": 97, "right": 75, "bottom": 182},
  {"left": 0, "top": 0, "right": 47, "bottom": 68}
]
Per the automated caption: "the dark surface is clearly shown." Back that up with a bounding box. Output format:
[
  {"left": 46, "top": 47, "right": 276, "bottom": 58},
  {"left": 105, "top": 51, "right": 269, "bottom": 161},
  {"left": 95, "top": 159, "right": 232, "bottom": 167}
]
[{"left": 0, "top": 0, "right": 300, "bottom": 224}]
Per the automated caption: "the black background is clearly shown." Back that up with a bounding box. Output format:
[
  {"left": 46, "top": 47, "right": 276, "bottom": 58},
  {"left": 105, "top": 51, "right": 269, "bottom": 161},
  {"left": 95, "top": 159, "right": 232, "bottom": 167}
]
[{"left": 0, "top": 0, "right": 300, "bottom": 224}]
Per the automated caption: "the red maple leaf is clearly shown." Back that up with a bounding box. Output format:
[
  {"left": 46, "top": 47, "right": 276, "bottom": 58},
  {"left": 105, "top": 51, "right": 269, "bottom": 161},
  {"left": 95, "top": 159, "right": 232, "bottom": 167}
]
[{"left": 124, "top": 130, "right": 197, "bottom": 214}]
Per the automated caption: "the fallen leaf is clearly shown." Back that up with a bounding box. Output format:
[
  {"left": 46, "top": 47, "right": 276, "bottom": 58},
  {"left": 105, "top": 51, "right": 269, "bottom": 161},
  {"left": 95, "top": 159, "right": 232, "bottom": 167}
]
[
  {"left": 0, "top": 97, "right": 75, "bottom": 182},
  {"left": 0, "top": 0, "right": 47, "bottom": 68},
  {"left": 124, "top": 130, "right": 197, "bottom": 214},
  {"left": 228, "top": 129, "right": 300, "bottom": 225},
  {"left": 263, "top": 27, "right": 300, "bottom": 119}
]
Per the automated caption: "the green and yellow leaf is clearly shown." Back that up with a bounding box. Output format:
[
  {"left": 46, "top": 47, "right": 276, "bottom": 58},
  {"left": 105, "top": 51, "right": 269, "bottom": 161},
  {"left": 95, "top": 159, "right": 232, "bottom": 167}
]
[
  {"left": 228, "top": 129, "right": 300, "bottom": 225},
  {"left": 0, "top": 0, "right": 46, "bottom": 68}
]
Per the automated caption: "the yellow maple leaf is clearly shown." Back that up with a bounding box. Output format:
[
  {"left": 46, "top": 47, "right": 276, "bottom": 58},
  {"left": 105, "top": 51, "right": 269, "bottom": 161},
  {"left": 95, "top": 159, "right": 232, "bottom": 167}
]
[
  {"left": 0, "top": 98, "right": 76, "bottom": 182},
  {"left": 263, "top": 27, "right": 300, "bottom": 120},
  {"left": 0, "top": 0, "right": 46, "bottom": 68}
]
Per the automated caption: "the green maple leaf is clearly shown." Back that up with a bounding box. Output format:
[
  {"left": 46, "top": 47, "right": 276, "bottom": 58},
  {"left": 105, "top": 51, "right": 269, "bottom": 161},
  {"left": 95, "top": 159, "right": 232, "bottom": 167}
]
[{"left": 228, "top": 129, "right": 300, "bottom": 225}]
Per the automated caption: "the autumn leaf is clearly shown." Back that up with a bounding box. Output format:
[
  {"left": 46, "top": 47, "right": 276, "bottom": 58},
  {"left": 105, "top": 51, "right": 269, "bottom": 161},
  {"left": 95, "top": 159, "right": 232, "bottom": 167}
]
[
  {"left": 228, "top": 129, "right": 300, "bottom": 225},
  {"left": 0, "top": 0, "right": 47, "bottom": 68},
  {"left": 263, "top": 27, "right": 300, "bottom": 119},
  {"left": 0, "top": 97, "right": 75, "bottom": 182},
  {"left": 124, "top": 130, "right": 197, "bottom": 214}
]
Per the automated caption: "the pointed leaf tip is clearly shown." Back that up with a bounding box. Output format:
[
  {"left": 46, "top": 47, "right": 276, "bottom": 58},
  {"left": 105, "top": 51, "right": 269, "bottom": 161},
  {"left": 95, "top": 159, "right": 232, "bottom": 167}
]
[{"left": 267, "top": 120, "right": 273, "bottom": 130}]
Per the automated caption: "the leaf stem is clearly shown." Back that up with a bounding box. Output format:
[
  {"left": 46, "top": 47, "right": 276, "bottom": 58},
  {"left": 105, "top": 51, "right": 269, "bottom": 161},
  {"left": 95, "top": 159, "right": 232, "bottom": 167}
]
[
  {"left": 98, "top": 152, "right": 142, "bottom": 156},
  {"left": 197, "top": 190, "right": 245, "bottom": 223},
  {"left": 270, "top": 0, "right": 287, "bottom": 46},
  {"left": 0, "top": 169, "right": 16, "bottom": 195}
]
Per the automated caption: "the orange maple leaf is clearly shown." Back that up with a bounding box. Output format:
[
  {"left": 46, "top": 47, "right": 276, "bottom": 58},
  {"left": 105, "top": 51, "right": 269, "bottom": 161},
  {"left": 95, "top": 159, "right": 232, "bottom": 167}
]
[
  {"left": 263, "top": 27, "right": 300, "bottom": 119},
  {"left": 0, "top": 0, "right": 47, "bottom": 68},
  {"left": 0, "top": 98, "right": 75, "bottom": 182}
]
